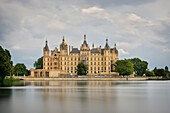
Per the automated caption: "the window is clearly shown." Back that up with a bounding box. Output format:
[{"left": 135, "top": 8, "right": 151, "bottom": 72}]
[
  {"left": 94, "top": 62, "right": 96, "bottom": 65},
  {"left": 67, "top": 67, "right": 69, "bottom": 70},
  {"left": 98, "top": 62, "right": 99, "bottom": 65},
  {"left": 94, "top": 67, "right": 96, "bottom": 70},
  {"left": 101, "top": 62, "right": 103, "bottom": 65},
  {"left": 91, "top": 67, "right": 92, "bottom": 70},
  {"left": 91, "top": 62, "right": 92, "bottom": 65},
  {"left": 98, "top": 67, "right": 100, "bottom": 70},
  {"left": 65, "top": 62, "right": 66, "bottom": 65},
  {"left": 71, "top": 58, "right": 73, "bottom": 60},
  {"left": 102, "top": 58, "right": 103, "bottom": 60},
  {"left": 87, "top": 58, "right": 88, "bottom": 60},
  {"left": 71, "top": 62, "right": 73, "bottom": 65},
  {"left": 71, "top": 67, "right": 73, "bottom": 70},
  {"left": 91, "top": 58, "right": 92, "bottom": 60},
  {"left": 94, "top": 58, "right": 96, "bottom": 60},
  {"left": 75, "top": 57, "right": 76, "bottom": 60},
  {"left": 98, "top": 58, "right": 100, "bottom": 60},
  {"left": 75, "top": 62, "right": 76, "bottom": 65}
]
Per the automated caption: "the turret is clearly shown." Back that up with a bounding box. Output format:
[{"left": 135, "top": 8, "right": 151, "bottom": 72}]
[
  {"left": 92, "top": 43, "right": 94, "bottom": 48},
  {"left": 104, "top": 38, "right": 110, "bottom": 50},
  {"left": 60, "top": 36, "right": 68, "bottom": 55},
  {"left": 43, "top": 40, "right": 49, "bottom": 56}
]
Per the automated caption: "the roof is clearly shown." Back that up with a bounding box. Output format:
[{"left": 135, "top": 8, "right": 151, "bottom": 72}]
[
  {"left": 91, "top": 48, "right": 100, "bottom": 53},
  {"left": 70, "top": 48, "right": 80, "bottom": 53},
  {"left": 60, "top": 37, "right": 67, "bottom": 50},
  {"left": 83, "top": 40, "right": 88, "bottom": 46},
  {"left": 101, "top": 49, "right": 104, "bottom": 55},
  {"left": 110, "top": 48, "right": 118, "bottom": 54},
  {"left": 44, "top": 40, "right": 49, "bottom": 51},
  {"left": 105, "top": 43, "right": 109, "bottom": 50}
]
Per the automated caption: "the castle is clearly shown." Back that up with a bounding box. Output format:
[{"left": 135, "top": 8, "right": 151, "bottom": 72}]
[{"left": 30, "top": 35, "right": 119, "bottom": 77}]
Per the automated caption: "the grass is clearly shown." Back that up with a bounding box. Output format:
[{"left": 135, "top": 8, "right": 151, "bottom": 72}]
[{"left": 0, "top": 76, "right": 20, "bottom": 86}]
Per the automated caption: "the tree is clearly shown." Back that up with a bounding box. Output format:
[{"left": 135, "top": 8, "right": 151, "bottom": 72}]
[
  {"left": 34, "top": 56, "right": 43, "bottom": 69},
  {"left": 77, "top": 62, "right": 87, "bottom": 75},
  {"left": 155, "top": 69, "right": 165, "bottom": 76},
  {"left": 129, "top": 58, "right": 148, "bottom": 76},
  {"left": 0, "top": 46, "right": 13, "bottom": 81},
  {"left": 14, "top": 63, "right": 28, "bottom": 76},
  {"left": 115, "top": 59, "right": 134, "bottom": 76},
  {"left": 165, "top": 66, "right": 169, "bottom": 77},
  {"left": 145, "top": 70, "right": 155, "bottom": 76},
  {"left": 153, "top": 67, "right": 157, "bottom": 74}
]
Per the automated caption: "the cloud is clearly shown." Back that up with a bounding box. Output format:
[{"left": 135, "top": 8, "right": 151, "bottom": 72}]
[
  {"left": 163, "top": 48, "right": 170, "bottom": 52},
  {"left": 11, "top": 45, "right": 21, "bottom": 50},
  {"left": 82, "top": 6, "right": 104, "bottom": 13},
  {"left": 0, "top": 0, "right": 169, "bottom": 70},
  {"left": 118, "top": 49, "right": 129, "bottom": 55}
]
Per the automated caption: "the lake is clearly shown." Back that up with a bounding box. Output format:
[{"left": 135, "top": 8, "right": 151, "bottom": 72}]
[{"left": 0, "top": 81, "right": 170, "bottom": 113}]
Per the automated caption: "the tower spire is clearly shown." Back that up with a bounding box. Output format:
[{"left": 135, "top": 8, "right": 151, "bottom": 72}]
[
  {"left": 106, "top": 38, "right": 108, "bottom": 44},
  {"left": 84, "top": 34, "right": 86, "bottom": 41},
  {"left": 44, "top": 40, "right": 49, "bottom": 51}
]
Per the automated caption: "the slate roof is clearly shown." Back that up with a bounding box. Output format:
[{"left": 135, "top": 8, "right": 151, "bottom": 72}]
[
  {"left": 83, "top": 40, "right": 88, "bottom": 46},
  {"left": 70, "top": 48, "right": 80, "bottom": 53},
  {"left": 105, "top": 43, "right": 109, "bottom": 50},
  {"left": 101, "top": 49, "right": 104, "bottom": 55},
  {"left": 44, "top": 40, "right": 49, "bottom": 51},
  {"left": 91, "top": 48, "right": 100, "bottom": 53}
]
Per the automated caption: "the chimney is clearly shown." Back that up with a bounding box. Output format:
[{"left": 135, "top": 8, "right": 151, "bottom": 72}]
[{"left": 92, "top": 43, "right": 94, "bottom": 48}]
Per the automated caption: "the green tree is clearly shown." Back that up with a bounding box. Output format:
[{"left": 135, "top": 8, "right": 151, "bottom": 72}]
[
  {"left": 77, "top": 62, "right": 87, "bottom": 75},
  {"left": 155, "top": 69, "right": 165, "bottom": 76},
  {"left": 153, "top": 67, "right": 157, "bottom": 74},
  {"left": 129, "top": 58, "right": 148, "bottom": 76},
  {"left": 165, "top": 66, "right": 169, "bottom": 77},
  {"left": 14, "top": 63, "right": 28, "bottom": 76},
  {"left": 34, "top": 56, "right": 43, "bottom": 69},
  {"left": 145, "top": 70, "right": 155, "bottom": 76},
  {"left": 115, "top": 59, "right": 134, "bottom": 76},
  {"left": 0, "top": 46, "right": 13, "bottom": 81}
]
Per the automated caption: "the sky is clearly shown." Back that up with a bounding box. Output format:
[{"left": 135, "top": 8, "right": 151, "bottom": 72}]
[{"left": 0, "top": 0, "right": 169, "bottom": 70}]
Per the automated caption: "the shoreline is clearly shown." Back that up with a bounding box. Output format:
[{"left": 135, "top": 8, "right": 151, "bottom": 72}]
[{"left": 21, "top": 77, "right": 149, "bottom": 81}]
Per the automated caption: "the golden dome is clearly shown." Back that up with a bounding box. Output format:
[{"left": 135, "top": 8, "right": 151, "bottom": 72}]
[{"left": 60, "top": 36, "right": 67, "bottom": 45}]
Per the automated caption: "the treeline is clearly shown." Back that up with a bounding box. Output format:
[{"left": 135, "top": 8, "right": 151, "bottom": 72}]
[
  {"left": 115, "top": 58, "right": 169, "bottom": 77},
  {"left": 0, "top": 46, "right": 29, "bottom": 82}
]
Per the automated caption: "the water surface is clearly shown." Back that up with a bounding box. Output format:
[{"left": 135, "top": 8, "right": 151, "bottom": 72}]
[{"left": 0, "top": 81, "right": 170, "bottom": 113}]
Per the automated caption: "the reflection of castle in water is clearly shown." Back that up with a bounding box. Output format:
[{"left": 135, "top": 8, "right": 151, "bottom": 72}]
[
  {"left": 27, "top": 81, "right": 118, "bottom": 87},
  {"left": 23, "top": 81, "right": 118, "bottom": 107}
]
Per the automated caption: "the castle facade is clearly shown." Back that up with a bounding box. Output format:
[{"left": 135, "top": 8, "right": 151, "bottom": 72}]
[{"left": 30, "top": 35, "right": 119, "bottom": 77}]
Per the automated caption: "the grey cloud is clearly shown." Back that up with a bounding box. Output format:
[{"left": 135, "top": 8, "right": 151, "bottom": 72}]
[{"left": 0, "top": 0, "right": 169, "bottom": 69}]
